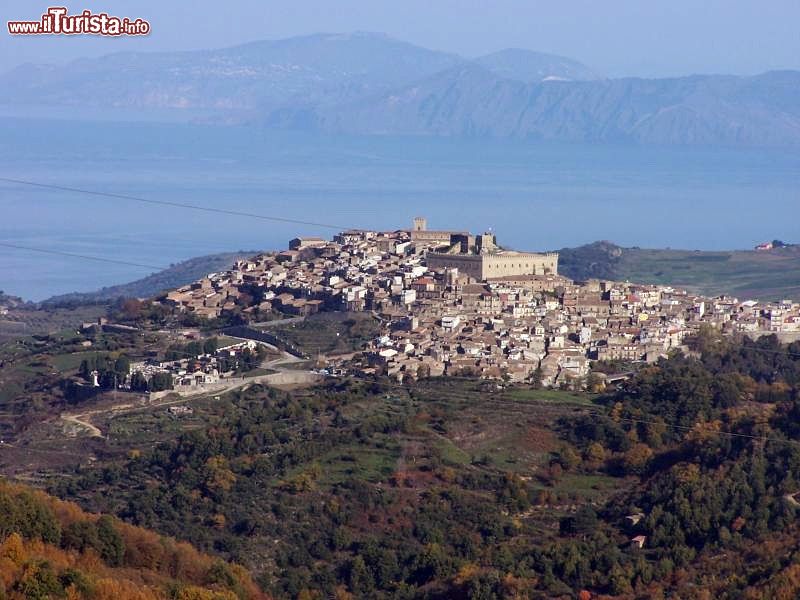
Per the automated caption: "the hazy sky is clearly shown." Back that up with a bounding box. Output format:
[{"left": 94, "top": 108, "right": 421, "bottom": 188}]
[{"left": 2, "top": 0, "right": 799, "bottom": 77}]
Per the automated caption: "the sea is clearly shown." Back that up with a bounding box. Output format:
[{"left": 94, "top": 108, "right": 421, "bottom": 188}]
[{"left": 1, "top": 116, "right": 799, "bottom": 301}]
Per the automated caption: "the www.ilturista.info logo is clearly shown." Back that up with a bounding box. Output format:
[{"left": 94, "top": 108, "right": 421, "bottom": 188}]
[{"left": 8, "top": 7, "right": 150, "bottom": 36}]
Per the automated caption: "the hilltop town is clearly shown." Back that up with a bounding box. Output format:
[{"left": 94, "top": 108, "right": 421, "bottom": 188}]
[{"left": 159, "top": 218, "right": 800, "bottom": 387}]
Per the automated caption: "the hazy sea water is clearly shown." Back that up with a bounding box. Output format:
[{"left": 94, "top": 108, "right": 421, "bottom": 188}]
[{"left": 1, "top": 117, "right": 799, "bottom": 301}]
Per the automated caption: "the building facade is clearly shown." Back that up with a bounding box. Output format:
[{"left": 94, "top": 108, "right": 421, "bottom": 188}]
[{"left": 426, "top": 250, "right": 558, "bottom": 280}]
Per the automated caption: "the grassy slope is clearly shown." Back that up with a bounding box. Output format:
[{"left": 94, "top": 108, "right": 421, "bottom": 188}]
[
  {"left": 41, "top": 251, "right": 259, "bottom": 306},
  {"left": 272, "top": 312, "right": 382, "bottom": 356},
  {"left": 13, "top": 374, "right": 616, "bottom": 597},
  {"left": 559, "top": 242, "right": 800, "bottom": 300},
  {"left": 617, "top": 246, "right": 800, "bottom": 300}
]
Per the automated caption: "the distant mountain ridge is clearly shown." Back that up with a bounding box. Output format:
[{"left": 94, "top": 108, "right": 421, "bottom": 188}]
[
  {"left": 2, "top": 32, "right": 799, "bottom": 145},
  {"left": 0, "top": 32, "right": 462, "bottom": 119},
  {"left": 3, "top": 32, "right": 588, "bottom": 116},
  {"left": 475, "top": 48, "right": 600, "bottom": 82},
  {"left": 315, "top": 67, "right": 800, "bottom": 145}
]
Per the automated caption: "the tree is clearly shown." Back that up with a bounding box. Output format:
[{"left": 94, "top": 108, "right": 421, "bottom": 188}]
[
  {"left": 348, "top": 556, "right": 374, "bottom": 594},
  {"left": 13, "top": 560, "right": 64, "bottom": 600},
  {"left": 530, "top": 366, "right": 544, "bottom": 389},
  {"left": 622, "top": 443, "right": 654, "bottom": 476},
  {"left": 0, "top": 490, "right": 61, "bottom": 544},
  {"left": 149, "top": 372, "right": 173, "bottom": 392},
  {"left": 204, "top": 456, "right": 236, "bottom": 493},
  {"left": 584, "top": 442, "right": 607, "bottom": 465},
  {"left": 559, "top": 506, "right": 598, "bottom": 535},
  {"left": 557, "top": 446, "right": 580, "bottom": 471},
  {"left": 130, "top": 372, "right": 148, "bottom": 392},
  {"left": 609, "top": 564, "right": 633, "bottom": 595},
  {"left": 203, "top": 338, "right": 219, "bottom": 355},
  {"left": 119, "top": 298, "right": 143, "bottom": 321},
  {"left": 96, "top": 516, "right": 125, "bottom": 567},
  {"left": 61, "top": 520, "right": 100, "bottom": 553},
  {"left": 114, "top": 356, "right": 131, "bottom": 376},
  {"left": 587, "top": 371, "right": 605, "bottom": 393}
]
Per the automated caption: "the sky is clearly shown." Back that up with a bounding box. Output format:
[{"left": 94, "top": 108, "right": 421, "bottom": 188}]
[{"left": 1, "top": 0, "right": 799, "bottom": 77}]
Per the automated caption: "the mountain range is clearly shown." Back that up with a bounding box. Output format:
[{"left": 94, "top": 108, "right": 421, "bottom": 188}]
[{"left": 2, "top": 31, "right": 800, "bottom": 146}]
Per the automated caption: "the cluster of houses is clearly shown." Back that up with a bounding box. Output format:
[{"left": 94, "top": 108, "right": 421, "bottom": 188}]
[
  {"left": 360, "top": 280, "right": 799, "bottom": 386},
  {"left": 0, "top": 293, "right": 26, "bottom": 317},
  {"left": 128, "top": 338, "right": 260, "bottom": 389},
  {"left": 158, "top": 220, "right": 800, "bottom": 387}
]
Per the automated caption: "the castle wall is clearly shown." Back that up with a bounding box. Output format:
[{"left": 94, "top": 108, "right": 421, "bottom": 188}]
[
  {"left": 425, "top": 253, "right": 484, "bottom": 279},
  {"left": 410, "top": 230, "right": 467, "bottom": 245},
  {"left": 426, "top": 251, "right": 558, "bottom": 280},
  {"left": 482, "top": 253, "right": 558, "bottom": 277}
]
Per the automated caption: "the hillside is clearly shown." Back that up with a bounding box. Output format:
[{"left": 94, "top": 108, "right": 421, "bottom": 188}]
[
  {"left": 42, "top": 251, "right": 257, "bottom": 307},
  {"left": 4, "top": 251, "right": 800, "bottom": 597},
  {"left": 0, "top": 33, "right": 461, "bottom": 119},
  {"left": 317, "top": 67, "right": 800, "bottom": 146},
  {"left": 558, "top": 241, "right": 800, "bottom": 300},
  {"left": 0, "top": 34, "right": 597, "bottom": 121},
  {"left": 4, "top": 32, "right": 799, "bottom": 146},
  {"left": 0, "top": 479, "right": 266, "bottom": 599},
  {"left": 474, "top": 48, "right": 600, "bottom": 82},
  {"left": 0, "top": 292, "right": 30, "bottom": 309},
  {"left": 6, "top": 329, "right": 800, "bottom": 598}
]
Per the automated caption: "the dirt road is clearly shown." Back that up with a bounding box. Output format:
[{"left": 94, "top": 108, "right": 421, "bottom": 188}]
[
  {"left": 58, "top": 350, "right": 320, "bottom": 439},
  {"left": 61, "top": 413, "right": 104, "bottom": 438}
]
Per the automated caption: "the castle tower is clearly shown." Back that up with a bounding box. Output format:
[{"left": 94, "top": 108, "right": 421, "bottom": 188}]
[
  {"left": 412, "top": 217, "right": 427, "bottom": 232},
  {"left": 476, "top": 232, "right": 497, "bottom": 254}
]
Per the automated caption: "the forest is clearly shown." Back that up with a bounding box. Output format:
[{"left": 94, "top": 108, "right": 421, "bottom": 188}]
[
  {"left": 0, "top": 480, "right": 267, "bottom": 600},
  {"left": 29, "top": 331, "right": 799, "bottom": 598}
]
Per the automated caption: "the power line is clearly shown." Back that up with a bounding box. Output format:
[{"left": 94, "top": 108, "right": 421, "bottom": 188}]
[
  {"left": 0, "top": 177, "right": 349, "bottom": 230},
  {"left": 1, "top": 178, "right": 797, "bottom": 370},
  {"left": 2, "top": 178, "right": 798, "bottom": 449},
  {"left": 0, "top": 241, "right": 165, "bottom": 270}
]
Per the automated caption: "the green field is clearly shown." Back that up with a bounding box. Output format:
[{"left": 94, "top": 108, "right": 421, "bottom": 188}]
[
  {"left": 212, "top": 335, "right": 247, "bottom": 348},
  {"left": 559, "top": 242, "right": 800, "bottom": 300},
  {"left": 505, "top": 387, "right": 595, "bottom": 405},
  {"left": 313, "top": 438, "right": 402, "bottom": 485},
  {"left": 273, "top": 311, "right": 381, "bottom": 355},
  {"left": 618, "top": 247, "right": 800, "bottom": 300},
  {"left": 50, "top": 351, "right": 96, "bottom": 372}
]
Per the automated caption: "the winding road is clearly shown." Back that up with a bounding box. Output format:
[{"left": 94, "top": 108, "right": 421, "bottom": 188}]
[{"left": 58, "top": 348, "right": 320, "bottom": 439}]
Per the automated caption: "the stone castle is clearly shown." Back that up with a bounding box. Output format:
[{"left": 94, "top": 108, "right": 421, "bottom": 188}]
[{"left": 410, "top": 217, "right": 558, "bottom": 280}]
